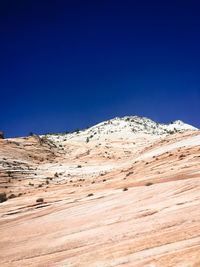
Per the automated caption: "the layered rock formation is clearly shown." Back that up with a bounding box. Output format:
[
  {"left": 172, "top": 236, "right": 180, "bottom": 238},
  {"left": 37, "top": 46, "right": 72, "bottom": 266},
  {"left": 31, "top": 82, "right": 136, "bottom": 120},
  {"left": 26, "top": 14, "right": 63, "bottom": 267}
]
[{"left": 0, "top": 117, "right": 200, "bottom": 266}]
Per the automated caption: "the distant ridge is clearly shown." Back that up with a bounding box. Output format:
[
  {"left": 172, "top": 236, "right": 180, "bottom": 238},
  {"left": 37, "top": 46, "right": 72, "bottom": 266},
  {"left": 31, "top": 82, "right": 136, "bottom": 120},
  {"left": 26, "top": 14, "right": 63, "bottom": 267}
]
[{"left": 42, "top": 116, "right": 198, "bottom": 143}]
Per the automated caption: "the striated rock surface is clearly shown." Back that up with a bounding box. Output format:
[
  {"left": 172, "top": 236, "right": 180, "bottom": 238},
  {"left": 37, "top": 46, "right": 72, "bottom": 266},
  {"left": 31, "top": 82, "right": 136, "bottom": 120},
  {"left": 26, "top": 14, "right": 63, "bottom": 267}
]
[{"left": 0, "top": 116, "right": 200, "bottom": 267}]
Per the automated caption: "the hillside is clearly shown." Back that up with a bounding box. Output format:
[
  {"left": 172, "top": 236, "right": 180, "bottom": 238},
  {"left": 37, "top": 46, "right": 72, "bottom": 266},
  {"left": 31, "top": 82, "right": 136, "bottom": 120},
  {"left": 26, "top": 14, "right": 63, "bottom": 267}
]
[
  {"left": 0, "top": 116, "right": 200, "bottom": 267},
  {"left": 43, "top": 116, "right": 198, "bottom": 143}
]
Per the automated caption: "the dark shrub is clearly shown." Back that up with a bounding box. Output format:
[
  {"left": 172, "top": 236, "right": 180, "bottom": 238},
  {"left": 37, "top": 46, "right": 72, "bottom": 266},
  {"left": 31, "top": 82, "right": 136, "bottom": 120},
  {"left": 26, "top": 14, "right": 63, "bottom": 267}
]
[
  {"left": 8, "top": 194, "right": 16, "bottom": 199},
  {"left": 36, "top": 198, "right": 44, "bottom": 203},
  {"left": 126, "top": 172, "right": 133, "bottom": 177},
  {"left": 146, "top": 182, "right": 153, "bottom": 186},
  {"left": 0, "top": 131, "right": 4, "bottom": 139},
  {"left": 0, "top": 193, "right": 7, "bottom": 203}
]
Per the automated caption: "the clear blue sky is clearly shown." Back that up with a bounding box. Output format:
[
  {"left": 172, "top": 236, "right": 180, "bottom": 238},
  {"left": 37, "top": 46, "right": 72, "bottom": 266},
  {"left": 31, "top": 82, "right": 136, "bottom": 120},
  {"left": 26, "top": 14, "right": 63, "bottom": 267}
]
[{"left": 1, "top": 0, "right": 200, "bottom": 138}]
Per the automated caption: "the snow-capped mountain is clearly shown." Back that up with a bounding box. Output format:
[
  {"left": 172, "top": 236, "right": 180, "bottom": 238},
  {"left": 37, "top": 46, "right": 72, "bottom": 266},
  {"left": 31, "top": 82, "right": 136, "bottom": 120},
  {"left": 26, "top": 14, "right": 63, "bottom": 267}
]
[{"left": 43, "top": 116, "right": 198, "bottom": 143}]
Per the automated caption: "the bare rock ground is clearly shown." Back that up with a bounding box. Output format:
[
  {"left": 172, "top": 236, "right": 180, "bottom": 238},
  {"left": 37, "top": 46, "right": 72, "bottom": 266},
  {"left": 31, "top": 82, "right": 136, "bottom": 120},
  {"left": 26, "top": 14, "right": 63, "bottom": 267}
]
[{"left": 0, "top": 126, "right": 200, "bottom": 266}]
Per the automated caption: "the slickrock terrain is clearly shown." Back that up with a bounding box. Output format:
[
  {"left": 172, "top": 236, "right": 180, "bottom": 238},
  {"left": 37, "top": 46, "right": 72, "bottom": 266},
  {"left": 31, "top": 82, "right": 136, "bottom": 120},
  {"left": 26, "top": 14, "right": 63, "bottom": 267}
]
[{"left": 0, "top": 116, "right": 200, "bottom": 267}]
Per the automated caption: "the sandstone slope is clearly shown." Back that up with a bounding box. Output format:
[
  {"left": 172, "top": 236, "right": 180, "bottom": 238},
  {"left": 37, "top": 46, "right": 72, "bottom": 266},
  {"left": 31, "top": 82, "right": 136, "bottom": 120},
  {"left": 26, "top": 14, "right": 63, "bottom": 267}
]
[{"left": 0, "top": 116, "right": 200, "bottom": 267}]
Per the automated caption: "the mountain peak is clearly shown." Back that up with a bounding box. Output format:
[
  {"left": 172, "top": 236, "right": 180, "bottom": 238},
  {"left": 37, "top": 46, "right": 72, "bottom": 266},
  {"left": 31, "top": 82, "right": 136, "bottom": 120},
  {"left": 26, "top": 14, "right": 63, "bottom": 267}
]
[{"left": 42, "top": 115, "right": 198, "bottom": 143}]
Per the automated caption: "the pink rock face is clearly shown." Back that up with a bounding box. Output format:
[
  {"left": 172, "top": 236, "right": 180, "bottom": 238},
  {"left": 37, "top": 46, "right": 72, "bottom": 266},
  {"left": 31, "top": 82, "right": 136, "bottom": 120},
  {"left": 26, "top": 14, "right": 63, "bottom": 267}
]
[{"left": 0, "top": 130, "right": 200, "bottom": 266}]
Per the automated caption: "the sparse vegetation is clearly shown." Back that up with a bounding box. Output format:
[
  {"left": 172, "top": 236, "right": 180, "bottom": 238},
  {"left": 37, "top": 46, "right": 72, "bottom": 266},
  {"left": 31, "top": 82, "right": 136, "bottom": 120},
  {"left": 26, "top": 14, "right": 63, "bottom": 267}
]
[
  {"left": 123, "top": 188, "right": 128, "bottom": 191},
  {"left": 0, "top": 131, "right": 4, "bottom": 139},
  {"left": 54, "top": 172, "right": 59, "bottom": 177},
  {"left": 87, "top": 193, "right": 94, "bottom": 197},
  {"left": 0, "top": 193, "right": 7, "bottom": 203},
  {"left": 8, "top": 194, "right": 16, "bottom": 199},
  {"left": 86, "top": 137, "right": 90, "bottom": 143},
  {"left": 36, "top": 198, "right": 44, "bottom": 203},
  {"left": 77, "top": 165, "right": 82, "bottom": 168},
  {"left": 146, "top": 182, "right": 153, "bottom": 186},
  {"left": 167, "top": 130, "right": 176, "bottom": 135}
]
